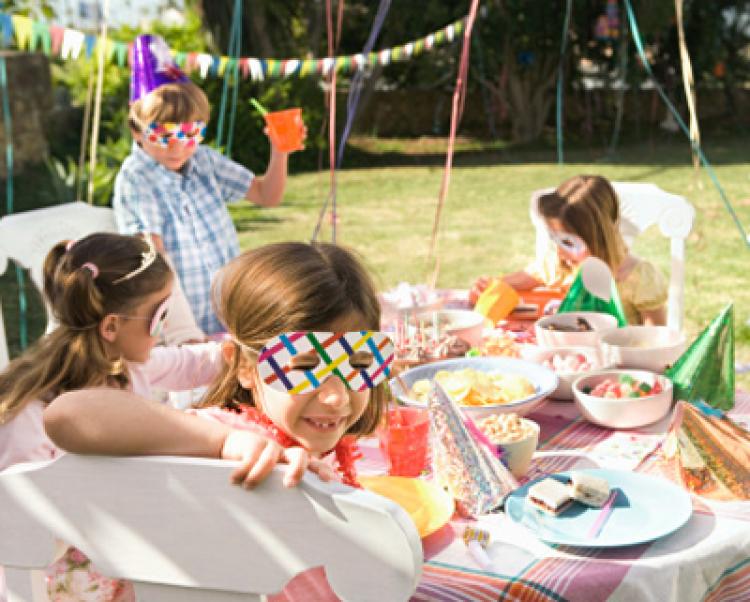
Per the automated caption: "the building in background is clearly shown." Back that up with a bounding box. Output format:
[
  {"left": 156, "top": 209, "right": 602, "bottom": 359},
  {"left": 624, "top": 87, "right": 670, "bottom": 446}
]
[{"left": 48, "top": 0, "right": 185, "bottom": 31}]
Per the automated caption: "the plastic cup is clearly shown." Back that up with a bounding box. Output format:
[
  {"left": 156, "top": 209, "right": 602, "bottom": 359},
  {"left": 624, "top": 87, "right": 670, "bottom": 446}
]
[
  {"left": 264, "top": 108, "right": 304, "bottom": 152},
  {"left": 378, "top": 407, "right": 430, "bottom": 477}
]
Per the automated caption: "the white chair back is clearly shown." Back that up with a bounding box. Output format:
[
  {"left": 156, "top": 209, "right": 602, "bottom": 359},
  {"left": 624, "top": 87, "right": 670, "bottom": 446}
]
[
  {"left": 0, "top": 202, "right": 117, "bottom": 370},
  {"left": 0, "top": 201, "right": 202, "bottom": 371},
  {"left": 0, "top": 454, "right": 422, "bottom": 601},
  {"left": 529, "top": 182, "right": 695, "bottom": 331}
]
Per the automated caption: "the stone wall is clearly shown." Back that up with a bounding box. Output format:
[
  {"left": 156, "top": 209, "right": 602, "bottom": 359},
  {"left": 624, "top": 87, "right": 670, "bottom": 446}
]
[{"left": 0, "top": 51, "right": 53, "bottom": 178}]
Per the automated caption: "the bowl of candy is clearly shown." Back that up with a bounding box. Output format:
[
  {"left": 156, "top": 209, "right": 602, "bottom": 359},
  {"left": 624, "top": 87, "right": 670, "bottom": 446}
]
[
  {"left": 572, "top": 369, "right": 673, "bottom": 429},
  {"left": 535, "top": 311, "right": 618, "bottom": 349},
  {"left": 525, "top": 346, "right": 602, "bottom": 401},
  {"left": 600, "top": 326, "right": 686, "bottom": 373},
  {"left": 390, "top": 356, "right": 558, "bottom": 419}
]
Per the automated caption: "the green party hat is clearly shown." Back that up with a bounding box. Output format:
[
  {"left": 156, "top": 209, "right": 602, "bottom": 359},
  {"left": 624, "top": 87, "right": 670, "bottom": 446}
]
[
  {"left": 665, "top": 303, "right": 734, "bottom": 411},
  {"left": 557, "top": 257, "right": 627, "bottom": 326}
]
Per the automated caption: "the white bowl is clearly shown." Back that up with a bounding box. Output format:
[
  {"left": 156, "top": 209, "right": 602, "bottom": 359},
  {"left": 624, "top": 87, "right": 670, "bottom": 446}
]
[
  {"left": 390, "top": 356, "right": 558, "bottom": 419},
  {"left": 600, "top": 326, "right": 686, "bottom": 373},
  {"left": 477, "top": 416, "right": 540, "bottom": 478},
  {"left": 572, "top": 369, "right": 674, "bottom": 429},
  {"left": 414, "top": 309, "right": 486, "bottom": 347},
  {"left": 525, "top": 346, "right": 603, "bottom": 401},
  {"left": 535, "top": 312, "right": 619, "bottom": 349}
]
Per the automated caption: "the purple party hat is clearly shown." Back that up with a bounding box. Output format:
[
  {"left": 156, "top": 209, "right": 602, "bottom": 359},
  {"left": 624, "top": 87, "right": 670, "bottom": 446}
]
[{"left": 130, "top": 34, "right": 189, "bottom": 104}]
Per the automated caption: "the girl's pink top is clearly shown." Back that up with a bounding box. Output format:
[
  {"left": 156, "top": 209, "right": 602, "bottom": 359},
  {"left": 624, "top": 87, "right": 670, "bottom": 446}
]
[{"left": 0, "top": 342, "right": 223, "bottom": 472}]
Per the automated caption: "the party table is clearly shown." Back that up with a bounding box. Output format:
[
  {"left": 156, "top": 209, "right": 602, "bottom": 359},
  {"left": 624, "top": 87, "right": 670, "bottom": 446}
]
[{"left": 273, "top": 392, "right": 750, "bottom": 602}]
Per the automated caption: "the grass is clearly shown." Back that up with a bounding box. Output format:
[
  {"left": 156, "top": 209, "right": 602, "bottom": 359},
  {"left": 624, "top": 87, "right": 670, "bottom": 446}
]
[{"left": 3, "top": 134, "right": 749, "bottom": 389}]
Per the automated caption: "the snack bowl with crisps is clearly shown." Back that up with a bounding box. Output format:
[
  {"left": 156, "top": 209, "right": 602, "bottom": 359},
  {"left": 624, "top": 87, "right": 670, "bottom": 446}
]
[
  {"left": 572, "top": 369, "right": 673, "bottom": 429},
  {"left": 535, "top": 311, "right": 618, "bottom": 349},
  {"left": 390, "top": 356, "right": 558, "bottom": 419}
]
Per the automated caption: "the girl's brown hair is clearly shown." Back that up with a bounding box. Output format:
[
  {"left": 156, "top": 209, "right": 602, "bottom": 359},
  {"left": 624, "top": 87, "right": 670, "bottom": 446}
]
[
  {"left": 128, "top": 81, "right": 210, "bottom": 133},
  {"left": 539, "top": 175, "right": 628, "bottom": 272},
  {"left": 201, "top": 242, "right": 386, "bottom": 438},
  {"left": 0, "top": 233, "right": 172, "bottom": 423}
]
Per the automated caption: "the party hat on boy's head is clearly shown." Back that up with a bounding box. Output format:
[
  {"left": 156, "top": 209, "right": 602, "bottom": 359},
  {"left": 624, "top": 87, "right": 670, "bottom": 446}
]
[
  {"left": 557, "top": 256, "right": 627, "bottom": 326},
  {"left": 665, "top": 303, "right": 735, "bottom": 411},
  {"left": 130, "top": 34, "right": 188, "bottom": 104}
]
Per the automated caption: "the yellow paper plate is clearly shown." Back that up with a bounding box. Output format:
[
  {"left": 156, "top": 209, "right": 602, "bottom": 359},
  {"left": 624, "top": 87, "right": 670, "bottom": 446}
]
[{"left": 359, "top": 475, "right": 455, "bottom": 538}]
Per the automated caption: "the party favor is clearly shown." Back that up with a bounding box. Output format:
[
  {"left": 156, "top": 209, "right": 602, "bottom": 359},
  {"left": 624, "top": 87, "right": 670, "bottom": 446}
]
[
  {"left": 557, "top": 257, "right": 627, "bottom": 326},
  {"left": 429, "top": 382, "right": 517, "bottom": 517},
  {"left": 662, "top": 400, "right": 750, "bottom": 500},
  {"left": 665, "top": 303, "right": 734, "bottom": 411}
]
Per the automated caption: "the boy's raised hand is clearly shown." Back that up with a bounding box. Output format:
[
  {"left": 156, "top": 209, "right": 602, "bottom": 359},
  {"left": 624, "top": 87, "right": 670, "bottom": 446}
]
[{"left": 221, "top": 429, "right": 335, "bottom": 488}]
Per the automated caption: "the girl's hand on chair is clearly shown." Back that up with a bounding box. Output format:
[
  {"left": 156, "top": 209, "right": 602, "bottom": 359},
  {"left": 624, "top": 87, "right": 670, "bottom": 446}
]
[{"left": 222, "top": 429, "right": 334, "bottom": 488}]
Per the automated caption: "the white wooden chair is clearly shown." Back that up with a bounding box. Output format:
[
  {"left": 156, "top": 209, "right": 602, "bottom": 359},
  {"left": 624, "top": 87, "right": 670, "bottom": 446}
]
[
  {"left": 530, "top": 182, "right": 695, "bottom": 331},
  {"left": 0, "top": 202, "right": 118, "bottom": 371},
  {"left": 0, "top": 454, "right": 422, "bottom": 601},
  {"left": 0, "top": 201, "right": 202, "bottom": 372}
]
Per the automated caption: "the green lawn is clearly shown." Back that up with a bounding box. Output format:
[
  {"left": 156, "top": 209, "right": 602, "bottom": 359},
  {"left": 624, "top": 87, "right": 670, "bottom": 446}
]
[{"left": 3, "top": 134, "right": 749, "bottom": 387}]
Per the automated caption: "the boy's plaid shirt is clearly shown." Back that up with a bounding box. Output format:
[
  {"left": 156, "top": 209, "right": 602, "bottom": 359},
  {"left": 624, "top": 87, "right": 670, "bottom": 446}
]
[{"left": 114, "top": 144, "right": 253, "bottom": 334}]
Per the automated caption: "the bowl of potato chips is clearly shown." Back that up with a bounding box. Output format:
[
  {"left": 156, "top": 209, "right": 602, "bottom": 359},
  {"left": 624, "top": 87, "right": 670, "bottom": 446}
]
[{"left": 390, "top": 357, "right": 558, "bottom": 419}]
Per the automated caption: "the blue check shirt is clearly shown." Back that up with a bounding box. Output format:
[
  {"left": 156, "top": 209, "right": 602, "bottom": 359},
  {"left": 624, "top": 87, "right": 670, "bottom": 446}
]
[{"left": 113, "top": 144, "right": 253, "bottom": 334}]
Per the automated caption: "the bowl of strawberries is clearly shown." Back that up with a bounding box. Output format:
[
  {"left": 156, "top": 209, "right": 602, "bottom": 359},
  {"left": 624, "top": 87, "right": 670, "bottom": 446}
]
[{"left": 572, "top": 369, "right": 673, "bottom": 429}]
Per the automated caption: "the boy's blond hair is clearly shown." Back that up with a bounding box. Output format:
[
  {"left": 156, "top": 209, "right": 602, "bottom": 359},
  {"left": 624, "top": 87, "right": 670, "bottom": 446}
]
[
  {"left": 128, "top": 81, "right": 210, "bottom": 132},
  {"left": 539, "top": 175, "right": 628, "bottom": 273}
]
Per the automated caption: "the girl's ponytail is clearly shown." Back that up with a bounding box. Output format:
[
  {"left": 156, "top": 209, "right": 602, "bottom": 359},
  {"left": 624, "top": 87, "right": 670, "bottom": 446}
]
[{"left": 0, "top": 233, "right": 171, "bottom": 423}]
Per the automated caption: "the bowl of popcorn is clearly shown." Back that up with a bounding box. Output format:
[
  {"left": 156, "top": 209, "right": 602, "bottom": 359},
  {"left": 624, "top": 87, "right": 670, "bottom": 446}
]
[
  {"left": 572, "top": 369, "right": 674, "bottom": 429},
  {"left": 476, "top": 413, "right": 540, "bottom": 478},
  {"left": 535, "top": 311, "right": 618, "bottom": 349},
  {"left": 390, "top": 357, "right": 558, "bottom": 419},
  {"left": 526, "top": 346, "right": 602, "bottom": 401}
]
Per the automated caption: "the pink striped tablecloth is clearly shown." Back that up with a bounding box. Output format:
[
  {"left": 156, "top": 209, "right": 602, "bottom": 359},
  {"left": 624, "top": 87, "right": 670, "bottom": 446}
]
[{"left": 272, "top": 393, "right": 750, "bottom": 602}]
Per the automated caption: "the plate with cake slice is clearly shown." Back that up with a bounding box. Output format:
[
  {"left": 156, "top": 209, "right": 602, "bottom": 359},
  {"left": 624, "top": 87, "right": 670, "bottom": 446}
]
[{"left": 505, "top": 469, "right": 693, "bottom": 547}]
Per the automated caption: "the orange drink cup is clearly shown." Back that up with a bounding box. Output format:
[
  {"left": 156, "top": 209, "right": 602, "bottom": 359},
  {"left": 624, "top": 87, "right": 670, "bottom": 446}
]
[
  {"left": 378, "top": 407, "right": 430, "bottom": 477},
  {"left": 264, "top": 108, "right": 304, "bottom": 152}
]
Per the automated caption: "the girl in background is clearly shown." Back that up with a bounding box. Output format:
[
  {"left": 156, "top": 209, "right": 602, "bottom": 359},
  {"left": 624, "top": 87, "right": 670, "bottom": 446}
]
[{"left": 472, "top": 175, "right": 668, "bottom": 325}]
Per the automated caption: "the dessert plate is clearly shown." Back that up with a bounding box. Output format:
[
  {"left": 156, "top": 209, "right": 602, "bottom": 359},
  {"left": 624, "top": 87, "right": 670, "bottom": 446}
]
[
  {"left": 505, "top": 469, "right": 693, "bottom": 547},
  {"left": 359, "top": 475, "right": 454, "bottom": 538}
]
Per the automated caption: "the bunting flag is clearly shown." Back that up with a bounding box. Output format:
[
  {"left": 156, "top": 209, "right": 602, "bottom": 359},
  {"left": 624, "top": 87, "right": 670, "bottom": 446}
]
[{"left": 0, "top": 11, "right": 465, "bottom": 81}]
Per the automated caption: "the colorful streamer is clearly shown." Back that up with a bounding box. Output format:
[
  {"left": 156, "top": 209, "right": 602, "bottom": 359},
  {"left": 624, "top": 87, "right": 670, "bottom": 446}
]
[{"left": 0, "top": 10, "right": 464, "bottom": 80}]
